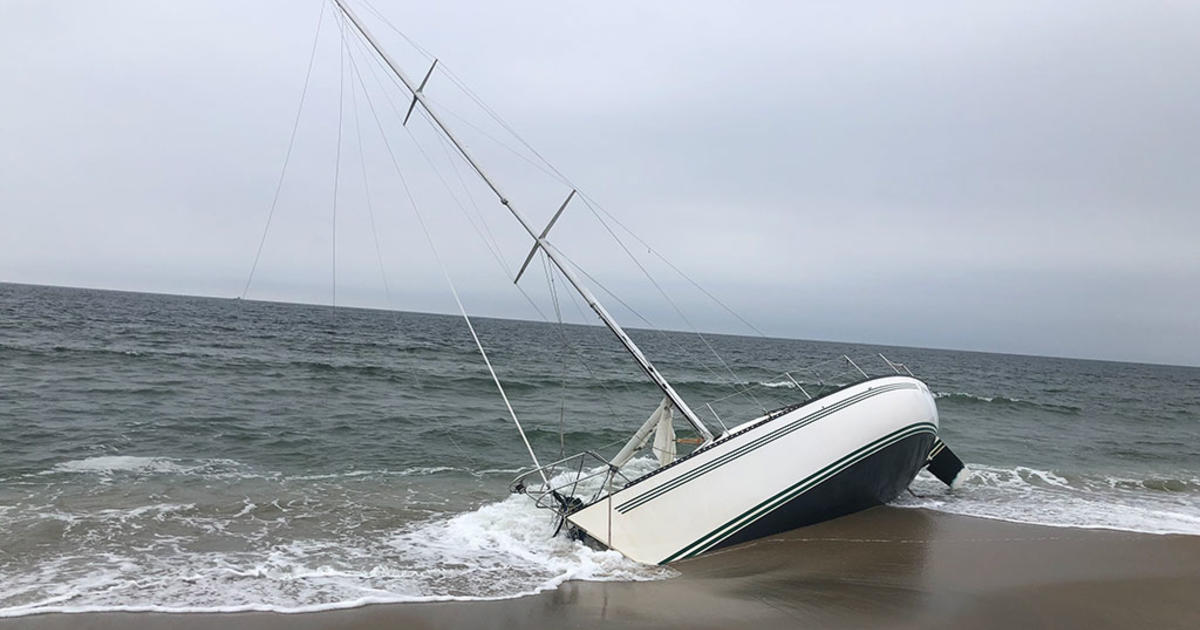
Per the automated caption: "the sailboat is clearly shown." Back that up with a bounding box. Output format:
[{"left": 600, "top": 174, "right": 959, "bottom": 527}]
[{"left": 331, "top": 0, "right": 966, "bottom": 565}]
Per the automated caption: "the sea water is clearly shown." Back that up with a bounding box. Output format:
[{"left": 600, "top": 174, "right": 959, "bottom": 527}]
[{"left": 1, "top": 282, "right": 1196, "bottom": 615}]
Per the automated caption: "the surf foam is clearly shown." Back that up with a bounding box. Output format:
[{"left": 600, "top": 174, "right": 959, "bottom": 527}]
[
  {"left": 894, "top": 464, "right": 1200, "bottom": 536},
  {"left": 0, "top": 474, "right": 673, "bottom": 618}
]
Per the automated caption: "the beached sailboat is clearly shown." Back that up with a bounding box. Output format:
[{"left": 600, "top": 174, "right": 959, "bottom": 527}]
[{"left": 331, "top": 0, "right": 966, "bottom": 565}]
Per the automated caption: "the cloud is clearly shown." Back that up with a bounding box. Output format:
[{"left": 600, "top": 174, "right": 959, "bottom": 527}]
[{"left": 1, "top": 0, "right": 1197, "bottom": 365}]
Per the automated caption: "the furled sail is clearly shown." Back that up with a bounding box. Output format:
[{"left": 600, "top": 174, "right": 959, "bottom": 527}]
[{"left": 653, "top": 405, "right": 676, "bottom": 466}]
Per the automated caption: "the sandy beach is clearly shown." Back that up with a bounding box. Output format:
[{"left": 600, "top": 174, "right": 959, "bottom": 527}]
[{"left": 5, "top": 507, "right": 1197, "bottom": 629}]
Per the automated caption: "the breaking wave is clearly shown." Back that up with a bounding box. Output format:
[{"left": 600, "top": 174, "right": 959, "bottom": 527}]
[
  {"left": 894, "top": 464, "right": 1200, "bottom": 536},
  {"left": 0, "top": 492, "right": 671, "bottom": 617},
  {"left": 932, "top": 391, "right": 1082, "bottom": 414},
  {"left": 39, "top": 456, "right": 510, "bottom": 483},
  {"left": 0, "top": 458, "right": 672, "bottom": 618}
]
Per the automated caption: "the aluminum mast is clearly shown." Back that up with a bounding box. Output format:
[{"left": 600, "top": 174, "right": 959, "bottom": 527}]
[{"left": 332, "top": 0, "right": 713, "bottom": 442}]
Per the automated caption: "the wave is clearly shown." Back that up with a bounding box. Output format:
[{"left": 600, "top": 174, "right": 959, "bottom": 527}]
[
  {"left": 0, "top": 481, "right": 674, "bottom": 618},
  {"left": 6, "top": 453, "right": 1198, "bottom": 617},
  {"left": 932, "top": 391, "right": 1082, "bottom": 414},
  {"left": 0, "top": 340, "right": 472, "bottom": 373},
  {"left": 756, "top": 384, "right": 1085, "bottom": 416},
  {"left": 51, "top": 456, "right": 240, "bottom": 475},
  {"left": 286, "top": 466, "right": 461, "bottom": 481},
  {"left": 5, "top": 338, "right": 846, "bottom": 396},
  {"left": 41, "top": 456, "right": 528, "bottom": 483},
  {"left": 893, "top": 464, "right": 1200, "bottom": 536}
]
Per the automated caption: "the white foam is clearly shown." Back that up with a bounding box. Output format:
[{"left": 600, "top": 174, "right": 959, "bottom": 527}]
[
  {"left": 286, "top": 466, "right": 461, "bottom": 481},
  {"left": 15, "top": 455, "right": 1196, "bottom": 618},
  {"left": 53, "top": 456, "right": 178, "bottom": 474},
  {"left": 0, "top": 477, "right": 674, "bottom": 618},
  {"left": 50, "top": 456, "right": 244, "bottom": 476},
  {"left": 44, "top": 458, "right": 509, "bottom": 483},
  {"left": 386, "top": 492, "right": 672, "bottom": 596},
  {"left": 933, "top": 391, "right": 997, "bottom": 402},
  {"left": 894, "top": 464, "right": 1200, "bottom": 536}
]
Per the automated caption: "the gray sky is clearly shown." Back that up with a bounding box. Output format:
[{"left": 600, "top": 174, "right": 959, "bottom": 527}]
[{"left": 2, "top": 0, "right": 1198, "bottom": 366}]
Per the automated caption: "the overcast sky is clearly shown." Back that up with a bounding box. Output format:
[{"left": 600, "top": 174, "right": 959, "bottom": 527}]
[{"left": 2, "top": 0, "right": 1198, "bottom": 366}]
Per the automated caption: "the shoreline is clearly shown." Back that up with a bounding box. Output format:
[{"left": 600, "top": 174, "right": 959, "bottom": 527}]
[{"left": 4, "top": 507, "right": 1198, "bottom": 629}]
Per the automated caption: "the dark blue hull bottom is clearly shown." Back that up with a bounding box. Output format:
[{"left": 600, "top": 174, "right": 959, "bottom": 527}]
[{"left": 707, "top": 432, "right": 935, "bottom": 553}]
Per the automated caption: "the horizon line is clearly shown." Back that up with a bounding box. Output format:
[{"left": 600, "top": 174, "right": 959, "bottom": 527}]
[{"left": 4, "top": 279, "right": 1197, "bottom": 371}]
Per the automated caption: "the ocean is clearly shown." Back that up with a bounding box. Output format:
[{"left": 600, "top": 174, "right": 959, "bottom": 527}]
[{"left": 1, "top": 281, "right": 1197, "bottom": 617}]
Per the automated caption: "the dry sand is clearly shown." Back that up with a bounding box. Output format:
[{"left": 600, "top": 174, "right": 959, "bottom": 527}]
[{"left": 5, "top": 507, "right": 1198, "bottom": 629}]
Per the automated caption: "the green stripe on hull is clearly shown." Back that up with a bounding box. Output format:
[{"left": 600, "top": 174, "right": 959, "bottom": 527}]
[
  {"left": 660, "top": 422, "right": 936, "bottom": 564},
  {"left": 617, "top": 382, "right": 917, "bottom": 514}
]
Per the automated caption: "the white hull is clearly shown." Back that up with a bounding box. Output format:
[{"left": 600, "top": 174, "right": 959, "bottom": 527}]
[{"left": 567, "top": 375, "right": 939, "bottom": 564}]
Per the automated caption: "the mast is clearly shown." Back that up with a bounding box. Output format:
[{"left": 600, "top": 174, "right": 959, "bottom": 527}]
[{"left": 332, "top": 0, "right": 713, "bottom": 443}]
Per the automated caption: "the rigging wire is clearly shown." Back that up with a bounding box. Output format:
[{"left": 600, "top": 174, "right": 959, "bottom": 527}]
[
  {"left": 431, "top": 59, "right": 760, "bottom": 386},
  {"left": 242, "top": 0, "right": 326, "bottom": 299},
  {"left": 340, "top": 4, "right": 766, "bottom": 438},
  {"left": 432, "top": 51, "right": 774, "bottom": 348},
  {"left": 432, "top": 86, "right": 744, "bottom": 393},
  {"left": 345, "top": 26, "right": 639, "bottom": 431},
  {"left": 450, "top": 85, "right": 775, "bottom": 408},
  {"left": 578, "top": 194, "right": 758, "bottom": 400},
  {"left": 345, "top": 2, "right": 769, "bottom": 347},
  {"left": 343, "top": 23, "right": 648, "bottom": 436},
  {"left": 552, "top": 248, "right": 724, "bottom": 380},
  {"left": 577, "top": 194, "right": 766, "bottom": 410},
  {"left": 342, "top": 31, "right": 514, "bottom": 277},
  {"left": 342, "top": 30, "right": 632, "bottom": 430},
  {"left": 349, "top": 76, "right": 429, "bottom": 394},
  {"left": 394, "top": 83, "right": 703, "bottom": 423},
  {"left": 576, "top": 190, "right": 772, "bottom": 340},
  {"left": 359, "top": 0, "right": 434, "bottom": 60},
  {"left": 542, "top": 252, "right": 569, "bottom": 461},
  {"left": 344, "top": 24, "right": 431, "bottom": 391},
  {"left": 555, "top": 248, "right": 770, "bottom": 414},
  {"left": 427, "top": 74, "right": 773, "bottom": 346},
  {"left": 421, "top": 94, "right": 569, "bottom": 184},
  {"left": 331, "top": 8, "right": 347, "bottom": 311},
  {"left": 347, "top": 49, "right": 393, "bottom": 305},
  {"left": 339, "top": 19, "right": 547, "bottom": 485},
  {"left": 432, "top": 127, "right": 513, "bottom": 271}
]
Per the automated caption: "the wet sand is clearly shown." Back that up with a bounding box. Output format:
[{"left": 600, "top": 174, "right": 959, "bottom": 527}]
[{"left": 5, "top": 507, "right": 1198, "bottom": 629}]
